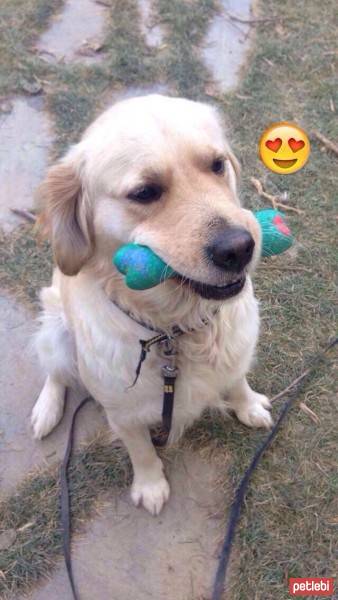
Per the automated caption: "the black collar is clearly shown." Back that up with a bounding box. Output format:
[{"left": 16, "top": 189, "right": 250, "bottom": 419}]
[
  {"left": 110, "top": 296, "right": 218, "bottom": 337},
  {"left": 110, "top": 296, "right": 180, "bottom": 336}
]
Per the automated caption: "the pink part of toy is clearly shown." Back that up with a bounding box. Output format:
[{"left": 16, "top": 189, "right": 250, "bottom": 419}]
[{"left": 273, "top": 214, "right": 291, "bottom": 236}]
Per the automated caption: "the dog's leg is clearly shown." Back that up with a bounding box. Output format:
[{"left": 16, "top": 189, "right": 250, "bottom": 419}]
[
  {"left": 107, "top": 418, "right": 170, "bottom": 515},
  {"left": 31, "top": 375, "right": 66, "bottom": 439},
  {"left": 227, "top": 377, "right": 272, "bottom": 429},
  {"left": 32, "top": 282, "right": 77, "bottom": 439}
]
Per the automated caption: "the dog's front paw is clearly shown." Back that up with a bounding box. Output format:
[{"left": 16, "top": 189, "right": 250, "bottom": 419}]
[
  {"left": 31, "top": 378, "right": 65, "bottom": 440},
  {"left": 235, "top": 392, "right": 273, "bottom": 429},
  {"left": 131, "top": 475, "right": 170, "bottom": 516}
]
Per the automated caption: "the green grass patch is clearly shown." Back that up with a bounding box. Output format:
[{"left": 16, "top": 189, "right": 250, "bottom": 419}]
[
  {"left": 155, "top": 0, "right": 218, "bottom": 97},
  {"left": 0, "top": 225, "right": 52, "bottom": 305}
]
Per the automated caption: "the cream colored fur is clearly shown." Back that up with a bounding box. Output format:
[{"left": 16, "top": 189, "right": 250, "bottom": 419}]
[{"left": 32, "top": 95, "right": 272, "bottom": 515}]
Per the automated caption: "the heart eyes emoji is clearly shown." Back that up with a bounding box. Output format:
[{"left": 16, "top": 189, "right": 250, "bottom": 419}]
[
  {"left": 265, "top": 138, "right": 282, "bottom": 152},
  {"left": 259, "top": 122, "right": 310, "bottom": 173},
  {"left": 265, "top": 138, "right": 305, "bottom": 153}
]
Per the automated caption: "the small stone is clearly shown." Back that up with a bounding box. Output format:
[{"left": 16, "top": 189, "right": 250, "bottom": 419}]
[
  {"left": 204, "top": 82, "right": 220, "bottom": 97},
  {"left": 0, "top": 529, "right": 17, "bottom": 551},
  {"left": 275, "top": 23, "right": 286, "bottom": 37},
  {"left": 78, "top": 39, "right": 104, "bottom": 56},
  {"left": 36, "top": 49, "right": 57, "bottom": 64},
  {"left": 20, "top": 80, "right": 43, "bottom": 95},
  {"left": 0, "top": 100, "right": 13, "bottom": 113}
]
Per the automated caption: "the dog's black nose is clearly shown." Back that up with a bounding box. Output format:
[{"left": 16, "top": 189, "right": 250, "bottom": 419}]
[{"left": 207, "top": 227, "right": 255, "bottom": 272}]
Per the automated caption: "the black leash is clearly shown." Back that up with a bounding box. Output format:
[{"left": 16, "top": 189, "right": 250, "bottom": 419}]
[
  {"left": 211, "top": 337, "right": 337, "bottom": 600},
  {"left": 60, "top": 394, "right": 93, "bottom": 600}
]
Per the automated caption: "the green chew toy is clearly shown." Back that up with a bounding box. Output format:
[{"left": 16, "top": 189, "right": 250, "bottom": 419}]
[
  {"left": 257, "top": 208, "right": 292, "bottom": 256},
  {"left": 113, "top": 244, "right": 175, "bottom": 290},
  {"left": 113, "top": 209, "right": 293, "bottom": 290}
]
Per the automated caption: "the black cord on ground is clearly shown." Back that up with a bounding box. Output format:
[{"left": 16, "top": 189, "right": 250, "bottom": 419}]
[
  {"left": 60, "top": 394, "right": 93, "bottom": 600},
  {"left": 211, "top": 337, "right": 337, "bottom": 600}
]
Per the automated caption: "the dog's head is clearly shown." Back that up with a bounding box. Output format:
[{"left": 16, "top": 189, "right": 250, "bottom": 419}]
[{"left": 39, "top": 95, "right": 261, "bottom": 303}]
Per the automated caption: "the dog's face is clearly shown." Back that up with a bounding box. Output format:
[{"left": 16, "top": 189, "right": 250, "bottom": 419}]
[{"left": 40, "top": 95, "right": 261, "bottom": 301}]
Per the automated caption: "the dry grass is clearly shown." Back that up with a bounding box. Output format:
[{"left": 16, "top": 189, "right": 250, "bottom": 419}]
[
  {"left": 0, "top": 0, "right": 337, "bottom": 598},
  {"left": 0, "top": 224, "right": 52, "bottom": 306}
]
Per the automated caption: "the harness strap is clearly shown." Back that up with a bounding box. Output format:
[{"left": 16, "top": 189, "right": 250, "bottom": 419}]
[
  {"left": 162, "top": 366, "right": 177, "bottom": 432},
  {"left": 152, "top": 364, "right": 178, "bottom": 447}
]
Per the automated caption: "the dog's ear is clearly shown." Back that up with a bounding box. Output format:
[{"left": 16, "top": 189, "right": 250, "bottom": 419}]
[
  {"left": 226, "top": 150, "right": 241, "bottom": 197},
  {"left": 38, "top": 162, "right": 94, "bottom": 276}
]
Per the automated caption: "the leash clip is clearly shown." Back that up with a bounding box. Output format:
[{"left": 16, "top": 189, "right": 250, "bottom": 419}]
[
  {"left": 162, "top": 364, "right": 178, "bottom": 379},
  {"left": 159, "top": 336, "right": 177, "bottom": 357},
  {"left": 159, "top": 337, "right": 178, "bottom": 377}
]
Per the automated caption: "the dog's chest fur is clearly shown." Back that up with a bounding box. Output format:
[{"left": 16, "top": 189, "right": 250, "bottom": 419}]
[{"left": 62, "top": 274, "right": 259, "bottom": 438}]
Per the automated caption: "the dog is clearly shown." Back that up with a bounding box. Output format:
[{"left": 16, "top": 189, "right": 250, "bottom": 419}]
[{"left": 31, "top": 94, "right": 272, "bottom": 515}]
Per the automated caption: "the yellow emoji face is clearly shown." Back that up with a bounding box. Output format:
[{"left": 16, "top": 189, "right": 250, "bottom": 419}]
[{"left": 259, "top": 122, "right": 310, "bottom": 174}]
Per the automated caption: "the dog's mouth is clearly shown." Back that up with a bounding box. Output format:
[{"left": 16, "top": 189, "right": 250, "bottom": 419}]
[{"left": 174, "top": 274, "right": 246, "bottom": 300}]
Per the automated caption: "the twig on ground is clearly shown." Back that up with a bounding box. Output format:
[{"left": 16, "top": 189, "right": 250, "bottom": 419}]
[
  {"left": 224, "top": 12, "right": 285, "bottom": 26},
  {"left": 10, "top": 208, "right": 37, "bottom": 223},
  {"left": 235, "top": 93, "right": 251, "bottom": 100},
  {"left": 259, "top": 265, "right": 313, "bottom": 273},
  {"left": 250, "top": 177, "right": 303, "bottom": 214},
  {"left": 17, "top": 521, "right": 35, "bottom": 532},
  {"left": 299, "top": 402, "right": 320, "bottom": 424},
  {"left": 270, "top": 369, "right": 312, "bottom": 403},
  {"left": 311, "top": 130, "right": 338, "bottom": 157}
]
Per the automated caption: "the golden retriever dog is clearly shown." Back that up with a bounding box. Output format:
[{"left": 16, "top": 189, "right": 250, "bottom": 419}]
[{"left": 31, "top": 94, "right": 272, "bottom": 515}]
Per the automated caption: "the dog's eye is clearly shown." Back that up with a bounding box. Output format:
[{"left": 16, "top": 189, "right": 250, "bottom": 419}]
[
  {"left": 128, "top": 184, "right": 163, "bottom": 203},
  {"left": 211, "top": 157, "right": 225, "bottom": 175}
]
